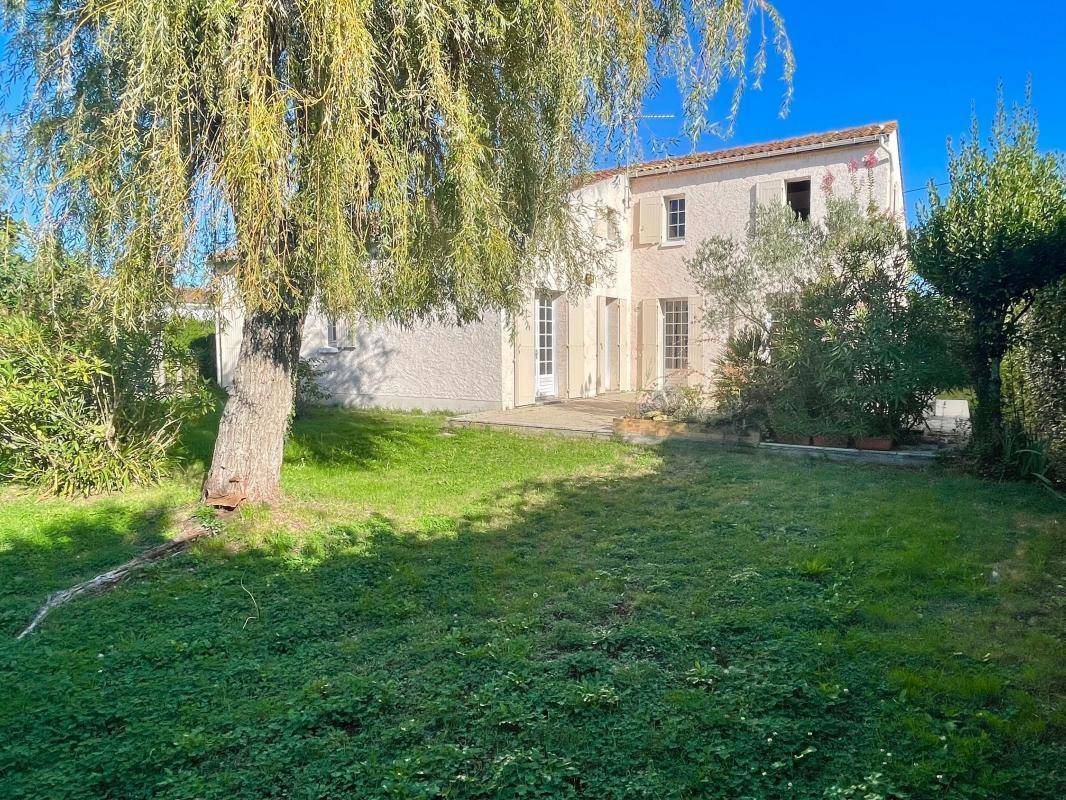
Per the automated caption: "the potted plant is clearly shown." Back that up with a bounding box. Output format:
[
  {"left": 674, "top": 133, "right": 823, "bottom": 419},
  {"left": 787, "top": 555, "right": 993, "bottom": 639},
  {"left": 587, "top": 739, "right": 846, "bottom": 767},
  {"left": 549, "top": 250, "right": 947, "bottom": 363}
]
[
  {"left": 855, "top": 433, "right": 893, "bottom": 451},
  {"left": 811, "top": 423, "right": 850, "bottom": 448},
  {"left": 848, "top": 408, "right": 896, "bottom": 450},
  {"left": 768, "top": 398, "right": 814, "bottom": 446}
]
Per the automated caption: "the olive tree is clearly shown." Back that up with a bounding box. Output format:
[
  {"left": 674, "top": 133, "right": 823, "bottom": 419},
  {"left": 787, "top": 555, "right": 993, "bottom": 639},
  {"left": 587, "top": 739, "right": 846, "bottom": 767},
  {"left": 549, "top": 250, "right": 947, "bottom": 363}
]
[
  {"left": 688, "top": 177, "right": 961, "bottom": 441},
  {"left": 685, "top": 170, "right": 881, "bottom": 338},
  {"left": 910, "top": 94, "right": 1066, "bottom": 457},
  {"left": 6, "top": 0, "right": 793, "bottom": 504}
]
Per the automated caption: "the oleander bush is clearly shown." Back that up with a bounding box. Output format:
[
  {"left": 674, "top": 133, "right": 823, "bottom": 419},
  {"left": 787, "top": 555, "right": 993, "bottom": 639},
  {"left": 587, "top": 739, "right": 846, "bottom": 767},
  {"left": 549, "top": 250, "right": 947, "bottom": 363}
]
[
  {"left": 690, "top": 184, "right": 961, "bottom": 445},
  {"left": 0, "top": 250, "right": 210, "bottom": 495}
]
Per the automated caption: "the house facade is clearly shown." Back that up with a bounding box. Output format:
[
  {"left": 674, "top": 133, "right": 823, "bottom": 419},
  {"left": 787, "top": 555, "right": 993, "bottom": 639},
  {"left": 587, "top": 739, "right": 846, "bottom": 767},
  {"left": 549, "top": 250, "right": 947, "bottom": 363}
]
[{"left": 217, "top": 122, "right": 905, "bottom": 412}]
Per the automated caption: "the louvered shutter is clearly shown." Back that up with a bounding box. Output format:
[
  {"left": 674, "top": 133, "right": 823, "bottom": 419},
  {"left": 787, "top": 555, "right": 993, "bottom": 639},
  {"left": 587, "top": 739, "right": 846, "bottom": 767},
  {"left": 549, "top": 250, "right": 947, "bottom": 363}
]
[
  {"left": 566, "top": 298, "right": 586, "bottom": 398},
  {"left": 595, "top": 297, "right": 607, "bottom": 393},
  {"left": 514, "top": 297, "right": 536, "bottom": 406},
  {"left": 638, "top": 299, "right": 661, "bottom": 388},
  {"left": 687, "top": 296, "right": 704, "bottom": 387},
  {"left": 637, "top": 198, "right": 661, "bottom": 245}
]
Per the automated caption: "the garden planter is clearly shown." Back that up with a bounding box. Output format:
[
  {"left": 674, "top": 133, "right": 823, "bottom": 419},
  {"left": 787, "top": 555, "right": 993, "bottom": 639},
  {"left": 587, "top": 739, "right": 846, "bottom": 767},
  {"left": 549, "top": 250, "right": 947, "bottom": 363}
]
[
  {"left": 811, "top": 435, "right": 849, "bottom": 448},
  {"left": 855, "top": 436, "right": 893, "bottom": 451}
]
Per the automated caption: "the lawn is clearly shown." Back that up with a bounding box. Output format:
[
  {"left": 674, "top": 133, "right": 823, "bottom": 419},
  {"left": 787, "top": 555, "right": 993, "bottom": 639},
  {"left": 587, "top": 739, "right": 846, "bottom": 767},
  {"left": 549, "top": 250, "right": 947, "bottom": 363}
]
[{"left": 1, "top": 408, "right": 1063, "bottom": 799}]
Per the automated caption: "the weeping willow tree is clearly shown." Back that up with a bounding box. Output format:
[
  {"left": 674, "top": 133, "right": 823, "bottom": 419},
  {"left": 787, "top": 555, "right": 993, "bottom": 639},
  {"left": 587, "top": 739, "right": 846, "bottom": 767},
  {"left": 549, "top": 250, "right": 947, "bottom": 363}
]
[{"left": 6, "top": 0, "right": 793, "bottom": 504}]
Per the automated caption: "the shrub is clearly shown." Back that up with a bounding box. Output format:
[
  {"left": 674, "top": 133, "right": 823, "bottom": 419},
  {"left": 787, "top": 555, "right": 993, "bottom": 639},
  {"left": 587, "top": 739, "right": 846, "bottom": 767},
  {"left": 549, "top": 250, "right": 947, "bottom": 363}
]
[
  {"left": 0, "top": 213, "right": 31, "bottom": 310},
  {"left": 711, "top": 327, "right": 777, "bottom": 429},
  {"left": 834, "top": 268, "right": 964, "bottom": 440},
  {"left": 166, "top": 317, "right": 217, "bottom": 384},
  {"left": 294, "top": 357, "right": 331, "bottom": 418},
  {"left": 0, "top": 251, "right": 211, "bottom": 494},
  {"left": 765, "top": 267, "right": 961, "bottom": 443},
  {"left": 636, "top": 385, "right": 713, "bottom": 424},
  {"left": 999, "top": 421, "right": 1057, "bottom": 489},
  {"left": 765, "top": 279, "right": 855, "bottom": 439},
  {"left": 0, "top": 317, "right": 188, "bottom": 494},
  {"left": 691, "top": 176, "right": 965, "bottom": 445},
  {"left": 1002, "top": 277, "right": 1065, "bottom": 485}
]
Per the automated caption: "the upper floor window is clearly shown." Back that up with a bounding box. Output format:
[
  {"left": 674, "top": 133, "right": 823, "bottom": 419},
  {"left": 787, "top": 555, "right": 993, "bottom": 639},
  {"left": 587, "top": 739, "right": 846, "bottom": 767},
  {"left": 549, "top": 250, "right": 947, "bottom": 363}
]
[
  {"left": 666, "top": 196, "right": 686, "bottom": 241},
  {"left": 786, "top": 179, "right": 811, "bottom": 220}
]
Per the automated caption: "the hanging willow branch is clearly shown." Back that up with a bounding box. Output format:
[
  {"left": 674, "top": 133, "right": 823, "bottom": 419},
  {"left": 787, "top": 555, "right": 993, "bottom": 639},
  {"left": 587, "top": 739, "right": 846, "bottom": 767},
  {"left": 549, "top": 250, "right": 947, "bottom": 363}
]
[{"left": 5, "top": 0, "right": 793, "bottom": 324}]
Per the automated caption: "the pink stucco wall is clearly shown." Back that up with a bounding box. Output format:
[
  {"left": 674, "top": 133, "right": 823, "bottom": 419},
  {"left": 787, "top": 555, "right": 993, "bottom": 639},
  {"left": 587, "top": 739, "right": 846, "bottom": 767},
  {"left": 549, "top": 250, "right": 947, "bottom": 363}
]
[{"left": 626, "top": 131, "right": 904, "bottom": 384}]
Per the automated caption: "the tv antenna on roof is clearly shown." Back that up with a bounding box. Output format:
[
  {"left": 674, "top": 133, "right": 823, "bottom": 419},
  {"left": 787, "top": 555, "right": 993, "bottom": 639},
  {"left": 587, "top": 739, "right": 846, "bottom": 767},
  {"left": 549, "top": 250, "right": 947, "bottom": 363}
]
[
  {"left": 623, "top": 113, "right": 677, "bottom": 205},
  {"left": 625, "top": 113, "right": 677, "bottom": 170}
]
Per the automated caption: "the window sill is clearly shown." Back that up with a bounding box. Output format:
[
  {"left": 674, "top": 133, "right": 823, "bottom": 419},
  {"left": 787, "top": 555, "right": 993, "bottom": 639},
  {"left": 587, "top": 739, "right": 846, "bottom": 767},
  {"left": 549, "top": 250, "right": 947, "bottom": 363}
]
[{"left": 661, "top": 239, "right": 686, "bottom": 248}]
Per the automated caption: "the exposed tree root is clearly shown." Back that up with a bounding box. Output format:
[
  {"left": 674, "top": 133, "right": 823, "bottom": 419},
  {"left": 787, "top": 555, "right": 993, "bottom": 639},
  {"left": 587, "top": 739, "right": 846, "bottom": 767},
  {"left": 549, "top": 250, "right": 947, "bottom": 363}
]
[{"left": 17, "top": 514, "right": 215, "bottom": 640}]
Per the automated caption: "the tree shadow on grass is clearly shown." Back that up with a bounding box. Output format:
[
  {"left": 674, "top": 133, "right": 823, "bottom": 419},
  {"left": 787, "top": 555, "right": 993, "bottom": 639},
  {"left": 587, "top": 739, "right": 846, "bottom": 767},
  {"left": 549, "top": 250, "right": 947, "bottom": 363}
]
[
  {"left": 0, "top": 502, "right": 174, "bottom": 633},
  {"left": 283, "top": 407, "right": 434, "bottom": 468},
  {"left": 2, "top": 438, "right": 1063, "bottom": 799},
  {"left": 171, "top": 397, "right": 431, "bottom": 475}
]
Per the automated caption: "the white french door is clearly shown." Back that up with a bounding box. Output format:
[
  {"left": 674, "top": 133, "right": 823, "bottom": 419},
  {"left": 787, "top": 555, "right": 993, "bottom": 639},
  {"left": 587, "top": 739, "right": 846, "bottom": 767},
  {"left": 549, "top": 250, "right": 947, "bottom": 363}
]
[{"left": 535, "top": 293, "right": 556, "bottom": 397}]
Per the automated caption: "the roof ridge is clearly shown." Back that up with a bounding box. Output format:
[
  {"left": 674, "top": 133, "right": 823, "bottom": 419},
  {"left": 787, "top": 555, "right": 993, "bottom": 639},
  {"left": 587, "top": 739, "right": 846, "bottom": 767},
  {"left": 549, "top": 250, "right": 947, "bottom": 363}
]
[{"left": 577, "top": 121, "right": 897, "bottom": 187}]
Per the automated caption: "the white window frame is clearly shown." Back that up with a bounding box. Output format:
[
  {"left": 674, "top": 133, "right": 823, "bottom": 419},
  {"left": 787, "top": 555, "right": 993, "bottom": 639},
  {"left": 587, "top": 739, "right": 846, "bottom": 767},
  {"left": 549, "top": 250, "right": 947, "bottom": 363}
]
[
  {"left": 664, "top": 195, "right": 686, "bottom": 243},
  {"left": 661, "top": 298, "right": 689, "bottom": 371},
  {"left": 534, "top": 292, "right": 556, "bottom": 397},
  {"left": 326, "top": 318, "right": 354, "bottom": 350}
]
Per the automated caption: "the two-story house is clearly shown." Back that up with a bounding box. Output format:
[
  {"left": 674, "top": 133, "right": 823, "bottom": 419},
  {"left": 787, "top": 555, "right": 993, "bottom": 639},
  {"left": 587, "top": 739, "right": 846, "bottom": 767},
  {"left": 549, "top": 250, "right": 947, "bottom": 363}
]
[{"left": 216, "top": 122, "right": 905, "bottom": 412}]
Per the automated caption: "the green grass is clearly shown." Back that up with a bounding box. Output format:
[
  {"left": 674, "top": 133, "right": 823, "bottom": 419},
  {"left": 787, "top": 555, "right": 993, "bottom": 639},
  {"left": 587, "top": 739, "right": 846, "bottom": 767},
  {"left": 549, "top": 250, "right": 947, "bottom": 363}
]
[{"left": 1, "top": 407, "right": 1064, "bottom": 799}]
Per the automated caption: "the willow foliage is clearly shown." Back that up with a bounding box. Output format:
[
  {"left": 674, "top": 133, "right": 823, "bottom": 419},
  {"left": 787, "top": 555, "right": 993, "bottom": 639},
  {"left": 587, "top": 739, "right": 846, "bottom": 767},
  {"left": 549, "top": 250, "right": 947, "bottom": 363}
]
[{"left": 6, "top": 0, "right": 792, "bottom": 325}]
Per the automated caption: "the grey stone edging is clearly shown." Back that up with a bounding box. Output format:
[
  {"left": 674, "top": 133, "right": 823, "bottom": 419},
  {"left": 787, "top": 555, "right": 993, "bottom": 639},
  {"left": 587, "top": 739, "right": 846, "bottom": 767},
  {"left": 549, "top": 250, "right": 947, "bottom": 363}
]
[{"left": 757, "top": 441, "right": 937, "bottom": 465}]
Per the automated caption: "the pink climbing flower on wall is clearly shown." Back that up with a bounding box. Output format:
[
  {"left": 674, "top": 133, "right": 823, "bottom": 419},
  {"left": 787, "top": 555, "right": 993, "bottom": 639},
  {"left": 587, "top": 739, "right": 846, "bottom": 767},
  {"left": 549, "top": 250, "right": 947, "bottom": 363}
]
[
  {"left": 862, "top": 151, "right": 878, "bottom": 169},
  {"left": 820, "top": 171, "right": 835, "bottom": 194}
]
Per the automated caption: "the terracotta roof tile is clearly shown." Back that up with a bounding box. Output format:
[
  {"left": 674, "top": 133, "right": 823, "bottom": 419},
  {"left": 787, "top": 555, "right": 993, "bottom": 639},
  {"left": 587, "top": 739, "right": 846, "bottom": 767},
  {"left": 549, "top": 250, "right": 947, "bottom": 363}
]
[{"left": 576, "top": 121, "right": 897, "bottom": 187}]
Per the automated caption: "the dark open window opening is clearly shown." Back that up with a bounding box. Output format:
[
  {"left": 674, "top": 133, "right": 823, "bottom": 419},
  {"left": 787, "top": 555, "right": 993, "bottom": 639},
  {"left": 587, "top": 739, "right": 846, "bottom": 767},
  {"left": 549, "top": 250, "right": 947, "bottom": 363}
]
[{"left": 786, "top": 179, "right": 811, "bottom": 221}]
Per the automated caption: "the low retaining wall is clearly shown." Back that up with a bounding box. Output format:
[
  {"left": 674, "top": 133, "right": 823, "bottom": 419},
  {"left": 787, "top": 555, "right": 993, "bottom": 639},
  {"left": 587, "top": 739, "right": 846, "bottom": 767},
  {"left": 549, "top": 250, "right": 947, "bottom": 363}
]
[
  {"left": 614, "top": 417, "right": 938, "bottom": 467},
  {"left": 758, "top": 441, "right": 936, "bottom": 466},
  {"left": 613, "top": 418, "right": 760, "bottom": 446}
]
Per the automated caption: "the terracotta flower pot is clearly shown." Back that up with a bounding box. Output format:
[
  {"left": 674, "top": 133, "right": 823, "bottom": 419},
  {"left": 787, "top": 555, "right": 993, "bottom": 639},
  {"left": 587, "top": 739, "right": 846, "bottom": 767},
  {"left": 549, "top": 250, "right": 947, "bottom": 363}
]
[
  {"left": 811, "top": 435, "right": 849, "bottom": 448},
  {"left": 855, "top": 436, "right": 893, "bottom": 451}
]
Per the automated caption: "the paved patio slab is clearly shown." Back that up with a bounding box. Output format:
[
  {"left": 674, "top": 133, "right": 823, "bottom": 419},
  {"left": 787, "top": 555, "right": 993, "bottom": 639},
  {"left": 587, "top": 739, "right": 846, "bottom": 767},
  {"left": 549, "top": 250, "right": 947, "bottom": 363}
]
[{"left": 448, "top": 393, "right": 638, "bottom": 439}]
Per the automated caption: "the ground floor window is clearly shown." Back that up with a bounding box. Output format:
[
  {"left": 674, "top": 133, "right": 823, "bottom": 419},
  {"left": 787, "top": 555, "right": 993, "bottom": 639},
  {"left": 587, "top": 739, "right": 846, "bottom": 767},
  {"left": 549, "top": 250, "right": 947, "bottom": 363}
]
[
  {"left": 327, "top": 319, "right": 341, "bottom": 348},
  {"left": 326, "top": 318, "right": 354, "bottom": 349},
  {"left": 662, "top": 299, "right": 689, "bottom": 370}
]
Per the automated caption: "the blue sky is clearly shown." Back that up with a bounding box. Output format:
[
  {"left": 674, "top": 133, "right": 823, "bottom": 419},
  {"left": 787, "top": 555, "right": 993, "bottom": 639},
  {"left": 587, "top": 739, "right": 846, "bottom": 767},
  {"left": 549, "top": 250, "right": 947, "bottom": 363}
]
[{"left": 629, "top": 0, "right": 1066, "bottom": 224}]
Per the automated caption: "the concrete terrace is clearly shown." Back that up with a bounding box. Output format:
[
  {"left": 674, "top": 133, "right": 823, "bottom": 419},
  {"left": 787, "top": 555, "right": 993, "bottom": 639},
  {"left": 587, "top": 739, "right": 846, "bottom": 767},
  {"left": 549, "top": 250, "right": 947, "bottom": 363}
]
[
  {"left": 448, "top": 393, "right": 639, "bottom": 439},
  {"left": 448, "top": 393, "right": 949, "bottom": 467}
]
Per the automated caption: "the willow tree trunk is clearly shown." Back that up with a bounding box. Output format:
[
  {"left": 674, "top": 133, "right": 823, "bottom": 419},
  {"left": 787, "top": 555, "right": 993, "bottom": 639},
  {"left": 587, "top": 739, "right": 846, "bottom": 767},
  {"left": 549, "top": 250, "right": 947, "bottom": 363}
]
[{"left": 203, "top": 304, "right": 306, "bottom": 507}]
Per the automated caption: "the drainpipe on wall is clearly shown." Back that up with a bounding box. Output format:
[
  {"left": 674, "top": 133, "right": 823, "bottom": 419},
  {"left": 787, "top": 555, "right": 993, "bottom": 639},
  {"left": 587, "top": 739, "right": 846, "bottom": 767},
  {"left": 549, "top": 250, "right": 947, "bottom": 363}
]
[{"left": 878, "top": 129, "right": 895, "bottom": 215}]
